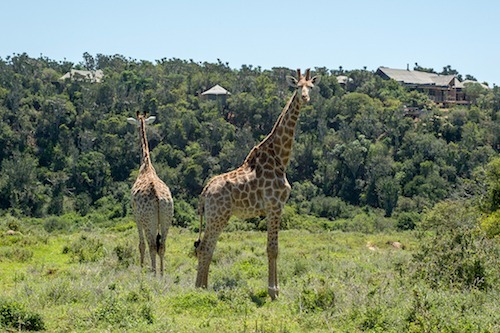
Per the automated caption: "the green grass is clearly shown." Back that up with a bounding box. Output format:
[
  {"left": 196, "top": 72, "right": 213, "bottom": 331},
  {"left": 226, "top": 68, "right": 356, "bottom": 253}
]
[{"left": 0, "top": 221, "right": 498, "bottom": 332}]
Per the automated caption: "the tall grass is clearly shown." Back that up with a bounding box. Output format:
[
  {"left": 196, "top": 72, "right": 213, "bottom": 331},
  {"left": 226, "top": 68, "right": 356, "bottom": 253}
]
[{"left": 0, "top": 215, "right": 498, "bottom": 332}]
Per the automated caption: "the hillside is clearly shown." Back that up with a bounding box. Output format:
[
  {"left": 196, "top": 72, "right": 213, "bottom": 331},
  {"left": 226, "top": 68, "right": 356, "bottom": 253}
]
[{"left": 0, "top": 53, "right": 498, "bottom": 227}]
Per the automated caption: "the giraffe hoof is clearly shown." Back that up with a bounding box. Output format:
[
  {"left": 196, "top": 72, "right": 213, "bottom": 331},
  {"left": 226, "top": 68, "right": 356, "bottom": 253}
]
[{"left": 268, "top": 286, "right": 279, "bottom": 300}]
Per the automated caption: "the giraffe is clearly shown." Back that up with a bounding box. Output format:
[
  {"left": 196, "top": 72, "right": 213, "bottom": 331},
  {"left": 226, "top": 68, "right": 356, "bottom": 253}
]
[
  {"left": 127, "top": 111, "right": 174, "bottom": 276},
  {"left": 194, "top": 69, "right": 320, "bottom": 299}
]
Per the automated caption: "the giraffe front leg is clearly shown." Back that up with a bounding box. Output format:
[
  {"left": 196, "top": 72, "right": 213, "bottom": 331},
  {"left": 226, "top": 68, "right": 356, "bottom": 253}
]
[{"left": 267, "top": 211, "right": 281, "bottom": 300}]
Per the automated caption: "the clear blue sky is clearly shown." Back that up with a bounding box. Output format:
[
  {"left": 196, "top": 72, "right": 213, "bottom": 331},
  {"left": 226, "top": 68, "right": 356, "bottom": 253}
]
[{"left": 2, "top": 0, "right": 499, "bottom": 85}]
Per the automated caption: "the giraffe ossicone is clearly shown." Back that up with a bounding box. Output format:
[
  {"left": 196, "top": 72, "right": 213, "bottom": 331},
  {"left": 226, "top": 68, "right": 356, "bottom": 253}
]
[
  {"left": 195, "top": 68, "right": 320, "bottom": 299},
  {"left": 129, "top": 111, "right": 174, "bottom": 276}
]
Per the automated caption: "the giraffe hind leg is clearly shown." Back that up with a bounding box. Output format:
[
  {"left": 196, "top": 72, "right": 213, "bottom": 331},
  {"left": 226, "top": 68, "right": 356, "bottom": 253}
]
[
  {"left": 157, "top": 201, "right": 172, "bottom": 276},
  {"left": 147, "top": 232, "right": 157, "bottom": 275},
  {"left": 195, "top": 214, "right": 230, "bottom": 288},
  {"left": 136, "top": 221, "right": 146, "bottom": 268}
]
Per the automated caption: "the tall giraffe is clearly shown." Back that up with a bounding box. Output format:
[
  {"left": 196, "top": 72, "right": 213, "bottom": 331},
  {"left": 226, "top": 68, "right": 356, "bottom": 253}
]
[
  {"left": 128, "top": 111, "right": 174, "bottom": 276},
  {"left": 195, "top": 69, "right": 320, "bottom": 299}
]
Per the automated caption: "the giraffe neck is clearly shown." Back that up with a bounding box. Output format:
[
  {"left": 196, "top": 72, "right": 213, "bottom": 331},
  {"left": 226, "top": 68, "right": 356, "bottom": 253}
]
[
  {"left": 250, "top": 91, "right": 302, "bottom": 168},
  {"left": 138, "top": 118, "right": 153, "bottom": 171}
]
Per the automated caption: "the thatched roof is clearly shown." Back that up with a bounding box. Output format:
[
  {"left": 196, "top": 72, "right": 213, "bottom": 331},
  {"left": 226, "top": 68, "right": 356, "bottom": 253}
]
[
  {"left": 377, "top": 67, "right": 460, "bottom": 88},
  {"left": 201, "top": 84, "right": 231, "bottom": 96},
  {"left": 60, "top": 69, "right": 104, "bottom": 83}
]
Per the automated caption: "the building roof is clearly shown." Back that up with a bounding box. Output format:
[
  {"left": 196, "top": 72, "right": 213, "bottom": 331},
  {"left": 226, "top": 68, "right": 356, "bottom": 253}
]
[
  {"left": 60, "top": 69, "right": 104, "bottom": 83},
  {"left": 377, "top": 67, "right": 461, "bottom": 88},
  {"left": 336, "top": 75, "right": 352, "bottom": 84},
  {"left": 201, "top": 84, "right": 231, "bottom": 96}
]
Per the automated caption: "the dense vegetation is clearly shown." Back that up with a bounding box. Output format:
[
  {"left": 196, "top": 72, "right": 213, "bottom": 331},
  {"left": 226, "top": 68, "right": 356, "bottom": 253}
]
[
  {"left": 0, "top": 53, "right": 498, "bottom": 331},
  {"left": 0, "top": 53, "right": 498, "bottom": 226}
]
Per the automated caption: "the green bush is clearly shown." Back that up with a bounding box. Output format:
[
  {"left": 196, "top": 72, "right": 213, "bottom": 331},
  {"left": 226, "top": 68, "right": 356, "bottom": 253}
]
[
  {"left": 113, "top": 242, "right": 136, "bottom": 268},
  {"left": 298, "top": 284, "right": 335, "bottom": 314},
  {"left": 93, "top": 283, "right": 155, "bottom": 327},
  {"left": 396, "top": 211, "right": 420, "bottom": 230},
  {"left": 62, "top": 234, "right": 105, "bottom": 263},
  {"left": 0, "top": 247, "right": 33, "bottom": 262},
  {"left": 410, "top": 201, "right": 491, "bottom": 290},
  {"left": 2, "top": 214, "right": 21, "bottom": 231},
  {"left": 170, "top": 291, "right": 220, "bottom": 314},
  {"left": 174, "top": 199, "right": 197, "bottom": 228},
  {"left": 43, "top": 216, "right": 71, "bottom": 233},
  {"left": 309, "top": 196, "right": 351, "bottom": 220},
  {"left": 480, "top": 210, "right": 500, "bottom": 238},
  {"left": 328, "top": 211, "right": 395, "bottom": 233},
  {"left": 0, "top": 298, "right": 45, "bottom": 331}
]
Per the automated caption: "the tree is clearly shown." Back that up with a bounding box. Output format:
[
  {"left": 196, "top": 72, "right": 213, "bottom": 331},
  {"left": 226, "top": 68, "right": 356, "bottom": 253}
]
[
  {"left": 0, "top": 152, "right": 46, "bottom": 216},
  {"left": 70, "top": 151, "right": 111, "bottom": 202},
  {"left": 375, "top": 176, "right": 400, "bottom": 217},
  {"left": 483, "top": 157, "right": 500, "bottom": 213},
  {"left": 413, "top": 63, "right": 435, "bottom": 73},
  {"left": 0, "top": 53, "right": 498, "bottom": 223},
  {"left": 464, "top": 81, "right": 488, "bottom": 105}
]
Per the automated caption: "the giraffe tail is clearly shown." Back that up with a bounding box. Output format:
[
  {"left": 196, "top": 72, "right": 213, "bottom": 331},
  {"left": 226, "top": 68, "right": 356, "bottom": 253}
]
[
  {"left": 194, "top": 194, "right": 205, "bottom": 253},
  {"left": 156, "top": 233, "right": 161, "bottom": 253},
  {"left": 155, "top": 195, "right": 162, "bottom": 254}
]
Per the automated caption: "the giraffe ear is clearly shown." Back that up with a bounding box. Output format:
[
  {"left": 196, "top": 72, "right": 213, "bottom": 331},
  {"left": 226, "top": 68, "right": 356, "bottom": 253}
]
[
  {"left": 311, "top": 75, "right": 321, "bottom": 85},
  {"left": 127, "top": 117, "right": 138, "bottom": 125},
  {"left": 145, "top": 116, "right": 156, "bottom": 125},
  {"left": 286, "top": 76, "right": 298, "bottom": 87},
  {"left": 311, "top": 75, "right": 321, "bottom": 86}
]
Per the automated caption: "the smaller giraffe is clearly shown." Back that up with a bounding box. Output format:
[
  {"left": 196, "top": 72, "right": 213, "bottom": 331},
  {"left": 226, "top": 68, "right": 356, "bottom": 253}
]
[{"left": 128, "top": 111, "right": 173, "bottom": 275}]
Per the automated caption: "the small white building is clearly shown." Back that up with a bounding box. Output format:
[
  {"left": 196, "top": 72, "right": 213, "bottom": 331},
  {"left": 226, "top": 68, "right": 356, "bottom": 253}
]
[
  {"left": 60, "top": 69, "right": 104, "bottom": 83},
  {"left": 201, "top": 84, "right": 231, "bottom": 103}
]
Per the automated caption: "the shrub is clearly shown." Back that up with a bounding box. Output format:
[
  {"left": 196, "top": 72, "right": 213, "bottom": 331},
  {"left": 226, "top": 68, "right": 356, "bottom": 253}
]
[
  {"left": 0, "top": 298, "right": 45, "bottom": 331},
  {"left": 94, "top": 296, "right": 136, "bottom": 326},
  {"left": 396, "top": 211, "right": 420, "bottom": 230},
  {"left": 298, "top": 285, "right": 335, "bottom": 314},
  {"left": 174, "top": 199, "right": 197, "bottom": 228},
  {"left": 480, "top": 210, "right": 500, "bottom": 238},
  {"left": 0, "top": 247, "right": 33, "bottom": 262},
  {"left": 296, "top": 275, "right": 335, "bottom": 314},
  {"left": 114, "top": 243, "right": 135, "bottom": 268},
  {"left": 2, "top": 214, "right": 21, "bottom": 231},
  {"left": 43, "top": 216, "right": 71, "bottom": 233},
  {"left": 62, "top": 234, "right": 105, "bottom": 263},
  {"left": 309, "top": 196, "right": 351, "bottom": 220},
  {"left": 94, "top": 285, "right": 155, "bottom": 327},
  {"left": 170, "top": 291, "right": 219, "bottom": 314},
  {"left": 330, "top": 211, "right": 395, "bottom": 233},
  {"left": 410, "top": 201, "right": 490, "bottom": 290}
]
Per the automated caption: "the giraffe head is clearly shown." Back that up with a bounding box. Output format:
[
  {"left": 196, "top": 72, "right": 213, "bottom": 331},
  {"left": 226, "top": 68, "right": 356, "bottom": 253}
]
[
  {"left": 286, "top": 68, "right": 321, "bottom": 103},
  {"left": 127, "top": 111, "right": 157, "bottom": 167},
  {"left": 127, "top": 111, "right": 156, "bottom": 126}
]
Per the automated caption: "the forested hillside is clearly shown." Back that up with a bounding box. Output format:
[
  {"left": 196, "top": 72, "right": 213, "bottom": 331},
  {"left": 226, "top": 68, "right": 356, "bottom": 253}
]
[{"left": 0, "top": 52, "right": 498, "bottom": 231}]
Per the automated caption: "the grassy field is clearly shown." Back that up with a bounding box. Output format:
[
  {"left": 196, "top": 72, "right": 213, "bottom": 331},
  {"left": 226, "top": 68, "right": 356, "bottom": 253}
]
[{"left": 0, "top": 217, "right": 498, "bottom": 332}]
